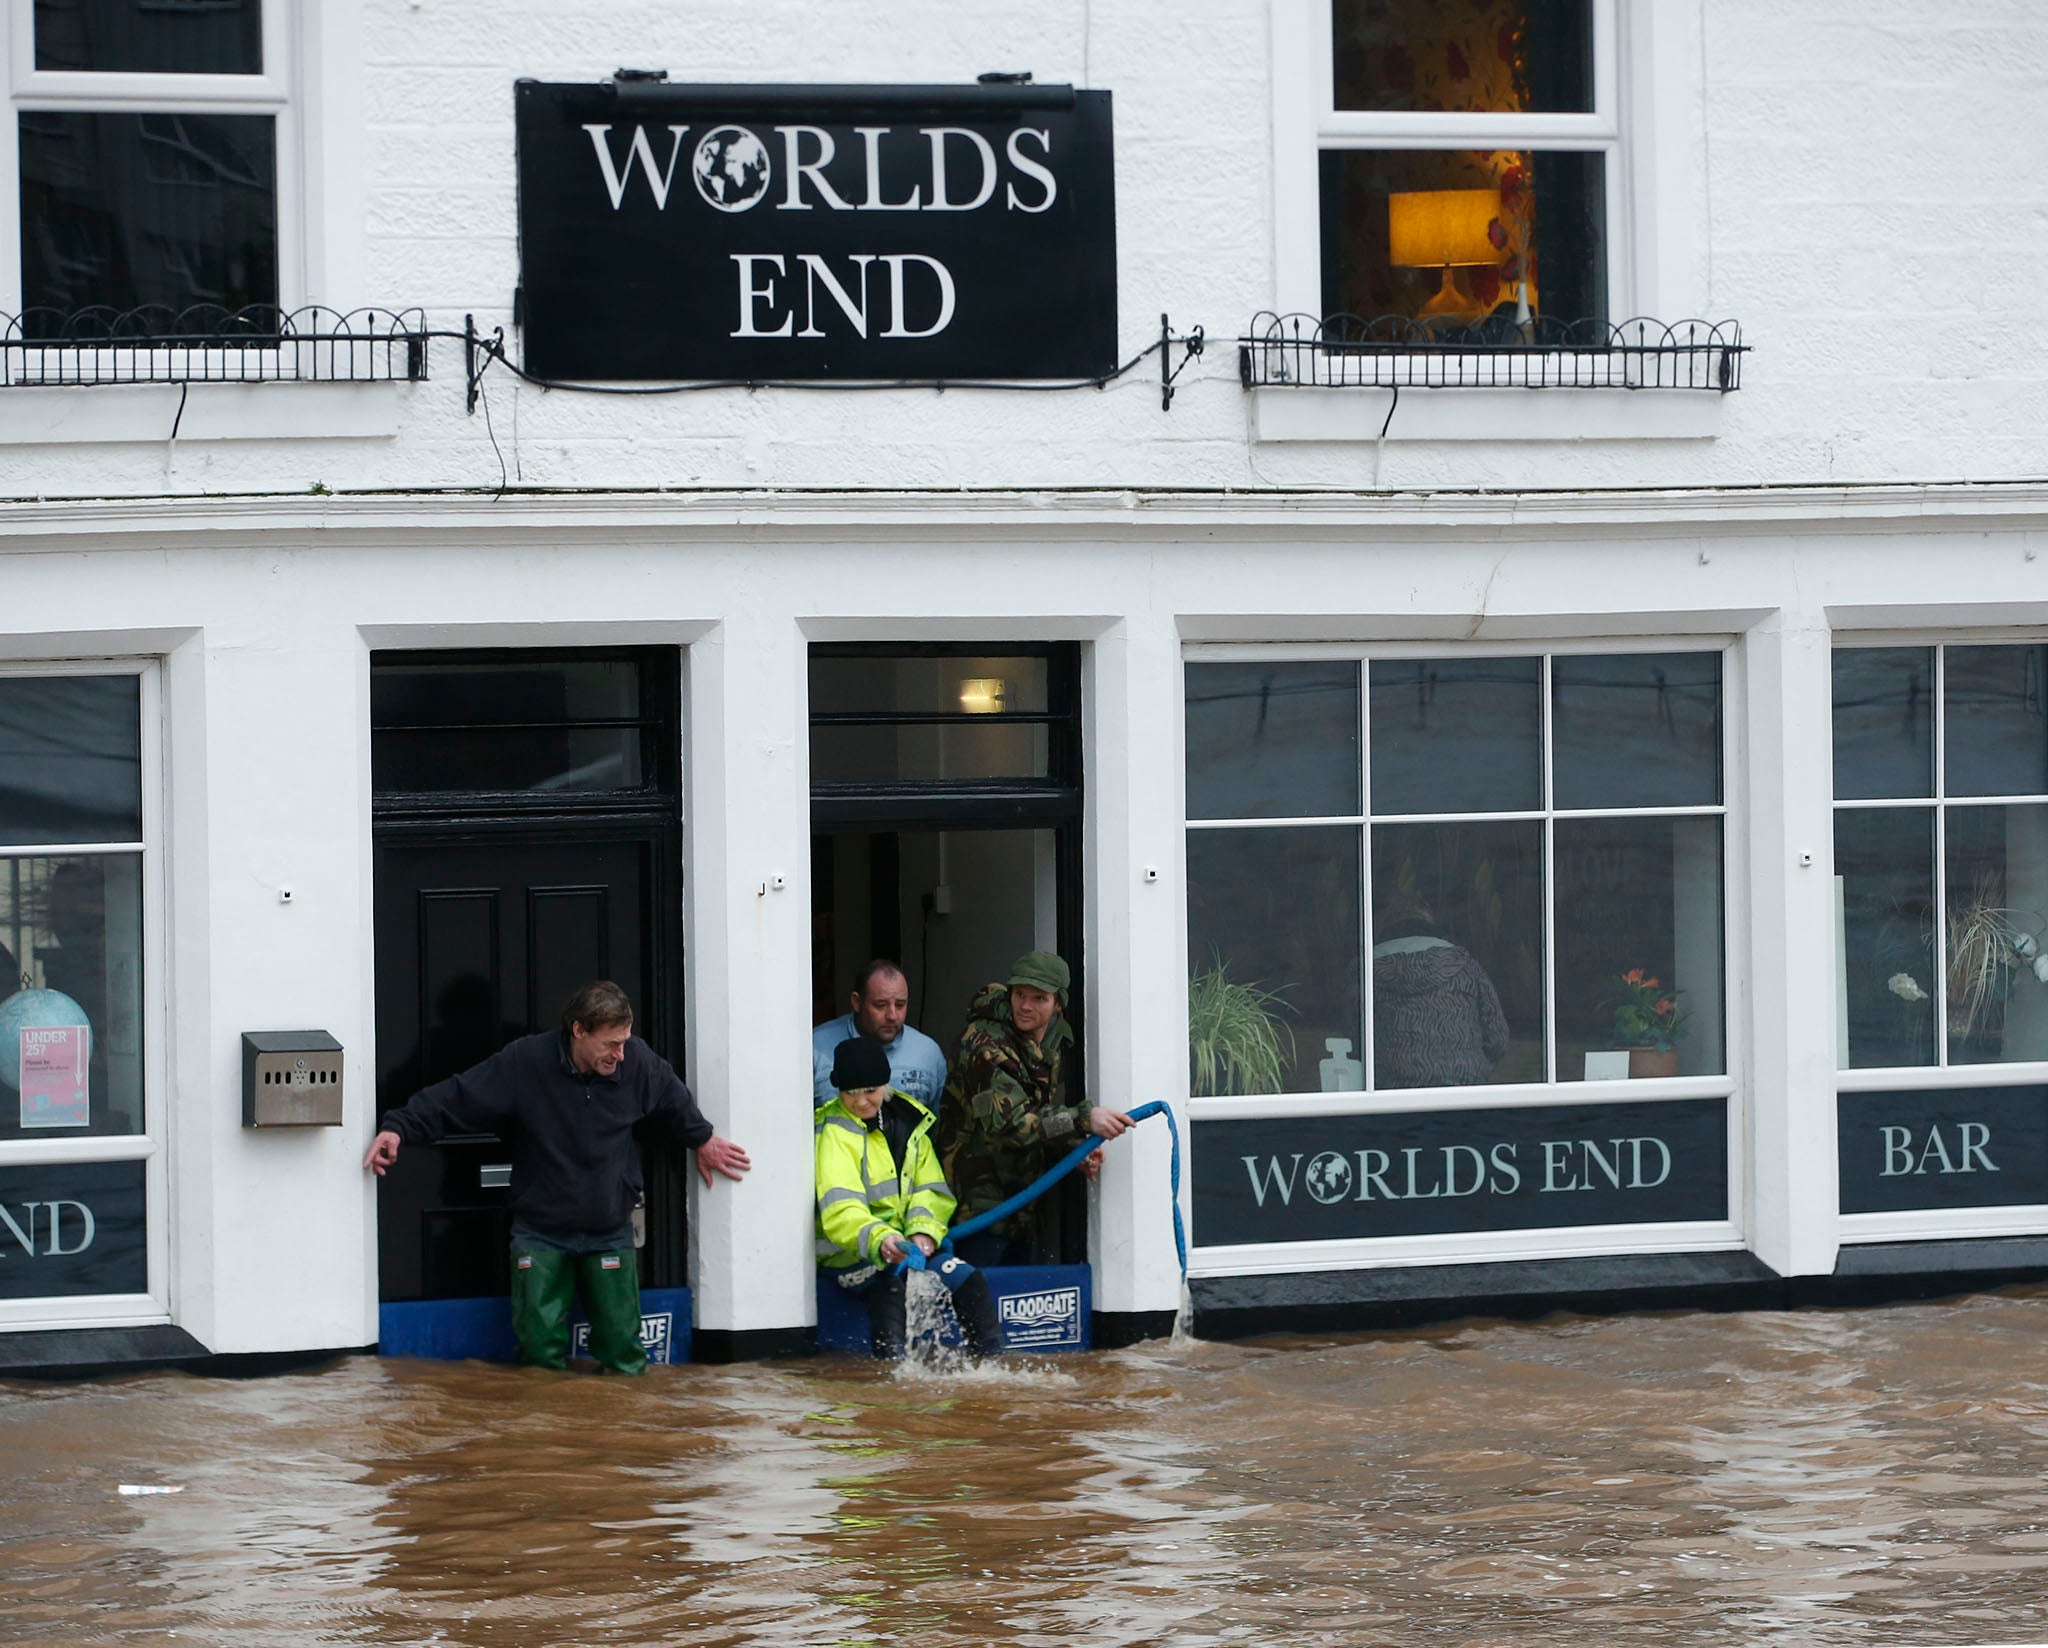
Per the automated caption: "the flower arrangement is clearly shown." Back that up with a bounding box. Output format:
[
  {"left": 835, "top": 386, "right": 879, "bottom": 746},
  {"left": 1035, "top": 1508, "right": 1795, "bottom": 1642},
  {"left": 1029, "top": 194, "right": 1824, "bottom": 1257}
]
[{"left": 1612, "top": 968, "right": 1687, "bottom": 1051}]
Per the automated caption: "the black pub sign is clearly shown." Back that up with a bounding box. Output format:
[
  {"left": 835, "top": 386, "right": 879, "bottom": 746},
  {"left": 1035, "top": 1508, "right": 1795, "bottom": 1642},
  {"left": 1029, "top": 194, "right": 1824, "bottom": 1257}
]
[
  {"left": 514, "top": 80, "right": 1117, "bottom": 381},
  {"left": 1838, "top": 1087, "right": 2048, "bottom": 1214},
  {"left": 1193, "top": 1101, "right": 1727, "bottom": 1245},
  {"left": 0, "top": 1160, "right": 146, "bottom": 1301}
]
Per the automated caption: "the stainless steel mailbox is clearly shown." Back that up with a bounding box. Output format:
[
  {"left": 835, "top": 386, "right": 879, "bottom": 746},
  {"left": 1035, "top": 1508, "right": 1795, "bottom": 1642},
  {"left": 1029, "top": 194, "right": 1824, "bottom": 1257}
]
[{"left": 241, "top": 1031, "right": 344, "bottom": 1127}]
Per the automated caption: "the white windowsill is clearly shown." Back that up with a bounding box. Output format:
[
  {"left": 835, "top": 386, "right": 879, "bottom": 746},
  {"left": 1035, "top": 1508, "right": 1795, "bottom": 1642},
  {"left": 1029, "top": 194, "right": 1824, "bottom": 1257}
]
[
  {"left": 1251, "top": 385, "right": 1728, "bottom": 444},
  {"left": 0, "top": 381, "right": 404, "bottom": 446}
]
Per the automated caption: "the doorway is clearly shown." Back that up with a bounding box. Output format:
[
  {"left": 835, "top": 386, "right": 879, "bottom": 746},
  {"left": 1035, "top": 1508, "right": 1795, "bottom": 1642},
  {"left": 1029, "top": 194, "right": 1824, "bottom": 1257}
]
[
  {"left": 808, "top": 643, "right": 1087, "bottom": 1258},
  {"left": 370, "top": 650, "right": 685, "bottom": 1302}
]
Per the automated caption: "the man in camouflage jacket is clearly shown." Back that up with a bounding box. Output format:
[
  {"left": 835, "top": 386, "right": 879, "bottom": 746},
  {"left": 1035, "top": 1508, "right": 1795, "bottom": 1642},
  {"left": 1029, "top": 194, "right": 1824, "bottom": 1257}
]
[{"left": 936, "top": 951, "right": 1131, "bottom": 1265}]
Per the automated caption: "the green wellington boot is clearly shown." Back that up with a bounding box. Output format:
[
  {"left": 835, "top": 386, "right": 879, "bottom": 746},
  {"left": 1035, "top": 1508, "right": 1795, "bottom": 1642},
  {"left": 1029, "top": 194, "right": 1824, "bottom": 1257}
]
[
  {"left": 577, "top": 1249, "right": 648, "bottom": 1376},
  {"left": 509, "top": 1248, "right": 577, "bottom": 1370}
]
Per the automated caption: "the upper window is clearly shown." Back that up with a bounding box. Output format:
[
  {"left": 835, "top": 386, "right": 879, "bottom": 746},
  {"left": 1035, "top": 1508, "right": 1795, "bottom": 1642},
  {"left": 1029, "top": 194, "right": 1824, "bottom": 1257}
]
[
  {"left": 1317, "top": 0, "right": 1613, "bottom": 332},
  {"left": 8, "top": 1, "right": 289, "bottom": 329},
  {"left": 1185, "top": 649, "right": 1727, "bottom": 1100}
]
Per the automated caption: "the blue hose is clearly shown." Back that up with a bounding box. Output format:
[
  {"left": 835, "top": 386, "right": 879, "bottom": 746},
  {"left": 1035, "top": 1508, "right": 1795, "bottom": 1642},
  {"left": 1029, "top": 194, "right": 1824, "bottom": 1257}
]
[{"left": 901, "top": 1100, "right": 1186, "bottom": 1279}]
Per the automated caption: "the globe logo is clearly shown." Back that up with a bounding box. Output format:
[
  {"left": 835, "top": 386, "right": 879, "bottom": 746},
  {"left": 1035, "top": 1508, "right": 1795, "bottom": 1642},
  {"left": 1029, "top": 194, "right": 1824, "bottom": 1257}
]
[
  {"left": 1305, "top": 1150, "right": 1353, "bottom": 1204},
  {"left": 693, "top": 126, "right": 772, "bottom": 212}
]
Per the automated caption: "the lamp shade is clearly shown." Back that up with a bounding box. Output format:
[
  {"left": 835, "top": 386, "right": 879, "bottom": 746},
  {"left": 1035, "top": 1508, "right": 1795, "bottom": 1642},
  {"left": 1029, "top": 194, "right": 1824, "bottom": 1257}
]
[{"left": 1387, "top": 188, "right": 1503, "bottom": 269}]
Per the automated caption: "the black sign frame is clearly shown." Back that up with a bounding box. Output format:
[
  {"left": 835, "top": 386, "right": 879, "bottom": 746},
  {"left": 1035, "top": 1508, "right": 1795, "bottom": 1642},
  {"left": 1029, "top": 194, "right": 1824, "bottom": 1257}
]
[
  {"left": 1838, "top": 1087, "right": 2048, "bottom": 1214},
  {"left": 514, "top": 80, "right": 1118, "bottom": 382},
  {"left": 0, "top": 1159, "right": 147, "bottom": 1301},
  {"left": 1193, "top": 1100, "right": 1728, "bottom": 1246}
]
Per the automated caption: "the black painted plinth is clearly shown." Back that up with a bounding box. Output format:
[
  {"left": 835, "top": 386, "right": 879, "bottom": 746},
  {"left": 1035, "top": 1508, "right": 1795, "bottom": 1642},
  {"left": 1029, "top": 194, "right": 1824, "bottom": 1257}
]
[
  {"left": 1091, "top": 1309, "right": 1178, "bottom": 1349},
  {"left": 691, "top": 1325, "right": 817, "bottom": 1364},
  {"left": 0, "top": 1324, "right": 211, "bottom": 1380}
]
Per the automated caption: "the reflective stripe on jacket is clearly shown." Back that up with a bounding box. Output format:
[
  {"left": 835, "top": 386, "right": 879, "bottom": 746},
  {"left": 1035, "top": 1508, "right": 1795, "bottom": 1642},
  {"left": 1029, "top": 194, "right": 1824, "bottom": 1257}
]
[{"left": 815, "top": 1089, "right": 957, "bottom": 1270}]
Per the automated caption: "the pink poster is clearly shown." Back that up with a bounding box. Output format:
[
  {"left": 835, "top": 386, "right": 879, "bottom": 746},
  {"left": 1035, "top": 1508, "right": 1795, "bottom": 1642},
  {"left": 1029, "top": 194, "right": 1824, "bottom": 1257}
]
[{"left": 19, "top": 1026, "right": 89, "bottom": 1129}]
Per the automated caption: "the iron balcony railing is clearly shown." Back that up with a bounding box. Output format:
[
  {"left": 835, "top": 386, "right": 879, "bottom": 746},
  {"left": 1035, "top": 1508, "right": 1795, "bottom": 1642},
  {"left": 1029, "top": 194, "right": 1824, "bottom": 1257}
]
[
  {"left": 1239, "top": 313, "right": 1746, "bottom": 392},
  {"left": 0, "top": 304, "right": 430, "bottom": 387}
]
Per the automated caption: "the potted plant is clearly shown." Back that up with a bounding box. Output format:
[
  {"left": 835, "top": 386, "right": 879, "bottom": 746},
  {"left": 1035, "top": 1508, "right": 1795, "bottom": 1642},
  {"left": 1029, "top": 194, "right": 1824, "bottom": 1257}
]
[
  {"left": 1942, "top": 873, "right": 2048, "bottom": 1051},
  {"left": 1611, "top": 968, "right": 1686, "bottom": 1078},
  {"left": 1188, "top": 954, "right": 1297, "bottom": 1097}
]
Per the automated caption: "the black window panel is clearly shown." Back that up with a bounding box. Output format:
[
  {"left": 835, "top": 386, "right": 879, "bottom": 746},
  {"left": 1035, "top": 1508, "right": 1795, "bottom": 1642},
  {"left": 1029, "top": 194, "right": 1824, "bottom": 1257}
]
[
  {"left": 0, "top": 675, "right": 141, "bottom": 846},
  {"left": 1834, "top": 807, "right": 1936, "bottom": 1070},
  {"left": 1552, "top": 653, "right": 1722, "bottom": 810},
  {"left": 809, "top": 655, "right": 1050, "bottom": 717},
  {"left": 35, "top": 0, "right": 264, "bottom": 75},
  {"left": 19, "top": 110, "right": 276, "bottom": 327},
  {"left": 372, "top": 660, "right": 642, "bottom": 730},
  {"left": 1370, "top": 657, "right": 1540, "bottom": 815},
  {"left": 1185, "top": 661, "right": 1359, "bottom": 821},
  {"left": 1319, "top": 148, "right": 1606, "bottom": 328},
  {"left": 1833, "top": 647, "right": 1934, "bottom": 801},
  {"left": 1332, "top": 0, "right": 1592, "bottom": 113},
  {"left": 1945, "top": 644, "right": 2048, "bottom": 798}
]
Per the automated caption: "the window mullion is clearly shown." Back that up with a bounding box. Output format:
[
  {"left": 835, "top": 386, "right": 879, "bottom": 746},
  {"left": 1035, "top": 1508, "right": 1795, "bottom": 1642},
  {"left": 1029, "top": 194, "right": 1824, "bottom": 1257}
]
[
  {"left": 1934, "top": 645, "right": 1950, "bottom": 1068},
  {"left": 1316, "top": 113, "right": 1619, "bottom": 146},
  {"left": 1358, "top": 660, "right": 1374, "bottom": 1093},
  {"left": 1541, "top": 655, "right": 1558, "bottom": 1083}
]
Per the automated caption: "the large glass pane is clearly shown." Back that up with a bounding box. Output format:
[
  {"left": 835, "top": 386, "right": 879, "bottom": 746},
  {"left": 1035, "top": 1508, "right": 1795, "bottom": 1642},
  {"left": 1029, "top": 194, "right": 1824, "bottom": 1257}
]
[
  {"left": 1555, "top": 816, "right": 1725, "bottom": 1080},
  {"left": 372, "top": 660, "right": 642, "bottom": 729},
  {"left": 0, "top": 674, "right": 141, "bottom": 846},
  {"left": 809, "top": 722, "right": 1048, "bottom": 784},
  {"left": 35, "top": 0, "right": 263, "bottom": 74},
  {"left": 1945, "top": 645, "right": 2048, "bottom": 798},
  {"left": 373, "top": 728, "right": 646, "bottom": 794},
  {"left": 0, "top": 854, "right": 144, "bottom": 1139},
  {"left": 1370, "top": 657, "right": 1540, "bottom": 815},
  {"left": 810, "top": 655, "right": 1049, "bottom": 718},
  {"left": 1835, "top": 807, "right": 1936, "bottom": 1070},
  {"left": 1185, "top": 662, "right": 1359, "bottom": 821},
  {"left": 1333, "top": 0, "right": 1593, "bottom": 113},
  {"left": 1370, "top": 820, "right": 1543, "bottom": 1087},
  {"left": 18, "top": 111, "right": 277, "bottom": 326},
  {"left": 1188, "top": 826, "right": 1362, "bottom": 1096},
  {"left": 1944, "top": 804, "right": 2048, "bottom": 1065},
  {"left": 1833, "top": 647, "right": 1933, "bottom": 801},
  {"left": 1319, "top": 148, "right": 1606, "bottom": 329},
  {"left": 1552, "top": 652, "right": 1722, "bottom": 810}
]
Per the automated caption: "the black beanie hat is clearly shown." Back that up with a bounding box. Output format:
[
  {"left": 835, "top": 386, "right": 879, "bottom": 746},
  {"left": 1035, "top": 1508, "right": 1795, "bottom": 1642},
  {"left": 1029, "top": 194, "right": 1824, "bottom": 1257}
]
[{"left": 830, "top": 1034, "right": 892, "bottom": 1093}]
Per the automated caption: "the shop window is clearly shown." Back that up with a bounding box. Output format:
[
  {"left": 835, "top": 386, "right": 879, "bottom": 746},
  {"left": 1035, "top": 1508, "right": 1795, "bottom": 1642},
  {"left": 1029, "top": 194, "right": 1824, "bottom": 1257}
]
[
  {"left": 0, "top": 666, "right": 153, "bottom": 1313},
  {"left": 1833, "top": 644, "right": 2048, "bottom": 1071},
  {"left": 10, "top": 1, "right": 289, "bottom": 332},
  {"left": 1184, "top": 650, "right": 1727, "bottom": 1098}
]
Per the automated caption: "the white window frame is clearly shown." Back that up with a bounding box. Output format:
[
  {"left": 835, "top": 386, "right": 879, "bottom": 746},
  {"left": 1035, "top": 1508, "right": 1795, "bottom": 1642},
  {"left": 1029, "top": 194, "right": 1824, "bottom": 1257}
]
[
  {"left": 1269, "top": 0, "right": 1703, "bottom": 331},
  {"left": 1834, "top": 634, "right": 2048, "bottom": 1247},
  {"left": 1181, "top": 637, "right": 1745, "bottom": 1277},
  {"left": 0, "top": 659, "right": 170, "bottom": 1332}
]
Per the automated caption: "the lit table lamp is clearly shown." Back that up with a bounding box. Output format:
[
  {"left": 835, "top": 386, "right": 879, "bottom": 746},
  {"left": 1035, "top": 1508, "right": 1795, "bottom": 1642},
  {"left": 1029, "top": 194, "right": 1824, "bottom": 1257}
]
[{"left": 1388, "top": 187, "right": 1503, "bottom": 325}]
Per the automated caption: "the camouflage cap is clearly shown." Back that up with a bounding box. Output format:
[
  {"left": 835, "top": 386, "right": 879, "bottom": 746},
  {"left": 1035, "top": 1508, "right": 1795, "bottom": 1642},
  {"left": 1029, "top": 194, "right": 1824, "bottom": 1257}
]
[{"left": 1006, "top": 951, "right": 1071, "bottom": 1000}]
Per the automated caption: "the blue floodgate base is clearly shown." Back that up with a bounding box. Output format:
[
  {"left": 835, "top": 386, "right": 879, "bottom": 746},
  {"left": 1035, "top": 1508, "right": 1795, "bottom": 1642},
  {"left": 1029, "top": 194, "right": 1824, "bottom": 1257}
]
[
  {"left": 375, "top": 1268, "right": 1091, "bottom": 1363},
  {"left": 815, "top": 1264, "right": 1092, "bottom": 1355},
  {"left": 378, "top": 1287, "right": 693, "bottom": 1365}
]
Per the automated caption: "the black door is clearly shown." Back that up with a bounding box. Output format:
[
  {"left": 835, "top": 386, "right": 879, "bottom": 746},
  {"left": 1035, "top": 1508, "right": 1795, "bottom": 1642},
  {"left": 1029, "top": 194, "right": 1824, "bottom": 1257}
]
[{"left": 370, "top": 650, "right": 684, "bottom": 1302}]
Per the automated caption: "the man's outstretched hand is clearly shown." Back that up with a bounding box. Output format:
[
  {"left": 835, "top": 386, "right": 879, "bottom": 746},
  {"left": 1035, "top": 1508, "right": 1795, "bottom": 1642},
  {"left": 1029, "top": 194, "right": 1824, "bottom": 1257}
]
[
  {"left": 363, "top": 1130, "right": 401, "bottom": 1175},
  {"left": 695, "top": 1134, "right": 753, "bottom": 1186}
]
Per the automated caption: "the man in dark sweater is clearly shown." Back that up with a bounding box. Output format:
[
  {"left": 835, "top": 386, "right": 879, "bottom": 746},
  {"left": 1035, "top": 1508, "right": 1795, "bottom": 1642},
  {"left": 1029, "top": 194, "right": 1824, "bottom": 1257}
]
[{"left": 364, "top": 980, "right": 750, "bottom": 1374}]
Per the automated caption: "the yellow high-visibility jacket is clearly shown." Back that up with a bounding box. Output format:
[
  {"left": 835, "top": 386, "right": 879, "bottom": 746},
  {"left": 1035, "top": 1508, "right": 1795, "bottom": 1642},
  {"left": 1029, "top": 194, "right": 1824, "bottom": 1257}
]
[{"left": 815, "top": 1089, "right": 956, "bottom": 1270}]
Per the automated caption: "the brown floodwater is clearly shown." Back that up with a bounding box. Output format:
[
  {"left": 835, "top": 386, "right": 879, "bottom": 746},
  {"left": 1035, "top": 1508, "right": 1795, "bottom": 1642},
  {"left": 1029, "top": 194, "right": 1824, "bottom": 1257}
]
[{"left": 6, "top": 1285, "right": 2048, "bottom": 1648}]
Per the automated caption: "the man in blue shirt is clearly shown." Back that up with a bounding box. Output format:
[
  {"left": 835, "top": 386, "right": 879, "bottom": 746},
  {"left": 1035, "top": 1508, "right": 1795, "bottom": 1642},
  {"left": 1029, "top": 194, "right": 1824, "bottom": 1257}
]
[{"left": 811, "top": 958, "right": 947, "bottom": 1107}]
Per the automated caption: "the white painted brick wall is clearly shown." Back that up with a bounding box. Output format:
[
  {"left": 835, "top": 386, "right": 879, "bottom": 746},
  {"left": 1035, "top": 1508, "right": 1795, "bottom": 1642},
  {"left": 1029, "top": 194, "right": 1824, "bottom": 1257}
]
[{"left": 0, "top": 0, "right": 2041, "bottom": 499}]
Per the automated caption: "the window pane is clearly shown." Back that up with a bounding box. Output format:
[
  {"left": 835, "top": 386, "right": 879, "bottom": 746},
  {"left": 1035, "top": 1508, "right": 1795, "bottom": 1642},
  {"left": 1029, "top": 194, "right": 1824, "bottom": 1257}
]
[
  {"left": 1185, "top": 662, "right": 1359, "bottom": 821},
  {"left": 1369, "top": 657, "right": 1540, "bottom": 814},
  {"left": 373, "top": 729, "right": 647, "bottom": 795},
  {"left": 1833, "top": 647, "right": 1932, "bottom": 801},
  {"left": 810, "top": 655, "right": 1049, "bottom": 718},
  {"left": 0, "top": 674, "right": 141, "bottom": 846},
  {"left": 809, "top": 722, "right": 1048, "bottom": 783},
  {"left": 35, "top": 0, "right": 263, "bottom": 74},
  {"left": 1553, "top": 652, "right": 1722, "bottom": 810},
  {"left": 1835, "top": 807, "right": 1936, "bottom": 1070},
  {"left": 1333, "top": 0, "right": 1593, "bottom": 113},
  {"left": 1945, "top": 645, "right": 2048, "bottom": 798},
  {"left": 19, "top": 111, "right": 277, "bottom": 325},
  {"left": 1319, "top": 148, "right": 1605, "bottom": 329},
  {"left": 1370, "top": 820, "right": 1543, "bottom": 1087},
  {"left": 372, "top": 660, "right": 643, "bottom": 730},
  {"left": 1944, "top": 804, "right": 2048, "bottom": 1065},
  {"left": 1188, "top": 826, "right": 1361, "bottom": 1096},
  {"left": 1555, "top": 816, "right": 1725, "bottom": 1080},
  {"left": 0, "top": 854, "right": 144, "bottom": 1139}
]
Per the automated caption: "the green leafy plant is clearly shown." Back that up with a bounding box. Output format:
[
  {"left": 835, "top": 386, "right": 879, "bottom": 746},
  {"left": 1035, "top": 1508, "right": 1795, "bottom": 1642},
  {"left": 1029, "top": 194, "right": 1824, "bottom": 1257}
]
[
  {"left": 1611, "top": 968, "right": 1687, "bottom": 1051},
  {"left": 1188, "top": 955, "right": 1297, "bottom": 1096},
  {"left": 1944, "top": 874, "right": 2042, "bottom": 1041}
]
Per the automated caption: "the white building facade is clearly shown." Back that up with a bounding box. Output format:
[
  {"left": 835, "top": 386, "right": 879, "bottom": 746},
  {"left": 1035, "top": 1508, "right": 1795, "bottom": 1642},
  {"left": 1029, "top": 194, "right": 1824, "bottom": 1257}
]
[{"left": 2, "top": 0, "right": 2046, "bottom": 1370}]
